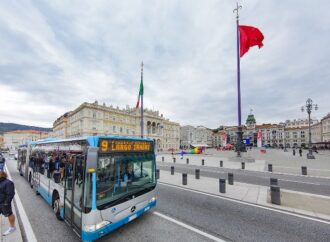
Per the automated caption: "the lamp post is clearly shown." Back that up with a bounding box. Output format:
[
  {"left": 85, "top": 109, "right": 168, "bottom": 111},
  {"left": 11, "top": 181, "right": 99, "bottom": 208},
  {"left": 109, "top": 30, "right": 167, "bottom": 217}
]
[
  {"left": 284, "top": 128, "right": 288, "bottom": 152},
  {"left": 301, "top": 98, "right": 318, "bottom": 159}
]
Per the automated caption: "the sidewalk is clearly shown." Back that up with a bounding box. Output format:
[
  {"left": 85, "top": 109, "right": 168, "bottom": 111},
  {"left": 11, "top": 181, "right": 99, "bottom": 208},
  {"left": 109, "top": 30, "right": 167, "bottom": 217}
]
[
  {"left": 0, "top": 201, "right": 23, "bottom": 242},
  {"left": 0, "top": 165, "right": 25, "bottom": 242},
  {"left": 158, "top": 170, "right": 330, "bottom": 221}
]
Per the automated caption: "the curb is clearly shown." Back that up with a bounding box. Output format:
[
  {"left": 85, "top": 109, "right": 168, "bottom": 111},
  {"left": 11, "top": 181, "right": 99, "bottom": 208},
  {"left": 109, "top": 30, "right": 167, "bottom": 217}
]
[{"left": 5, "top": 164, "right": 38, "bottom": 242}]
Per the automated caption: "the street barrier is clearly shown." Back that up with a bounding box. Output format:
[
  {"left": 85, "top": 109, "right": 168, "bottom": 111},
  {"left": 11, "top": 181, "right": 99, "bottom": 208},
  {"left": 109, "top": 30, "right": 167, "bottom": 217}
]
[
  {"left": 270, "top": 185, "right": 281, "bottom": 205},
  {"left": 228, "top": 173, "right": 234, "bottom": 185},
  {"left": 186, "top": 158, "right": 189, "bottom": 164},
  {"left": 302, "top": 166, "right": 307, "bottom": 175},
  {"left": 156, "top": 169, "right": 160, "bottom": 179},
  {"left": 270, "top": 178, "right": 278, "bottom": 186},
  {"left": 268, "top": 164, "right": 273, "bottom": 172},
  {"left": 171, "top": 166, "right": 174, "bottom": 175},
  {"left": 241, "top": 162, "right": 245, "bottom": 170},
  {"left": 220, "top": 160, "right": 223, "bottom": 167},
  {"left": 202, "top": 159, "right": 205, "bottom": 166},
  {"left": 195, "top": 169, "right": 200, "bottom": 179},
  {"left": 219, "top": 179, "right": 226, "bottom": 193},
  {"left": 182, "top": 173, "right": 187, "bottom": 185}
]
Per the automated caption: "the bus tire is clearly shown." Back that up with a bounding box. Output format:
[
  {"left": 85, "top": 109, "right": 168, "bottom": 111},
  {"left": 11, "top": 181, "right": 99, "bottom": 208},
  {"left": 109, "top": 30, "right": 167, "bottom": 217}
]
[{"left": 53, "top": 193, "right": 62, "bottom": 221}]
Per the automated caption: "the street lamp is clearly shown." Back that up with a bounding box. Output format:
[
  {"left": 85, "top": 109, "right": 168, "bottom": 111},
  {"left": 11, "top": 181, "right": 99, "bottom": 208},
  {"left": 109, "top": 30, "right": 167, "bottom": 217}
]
[{"left": 301, "top": 98, "right": 318, "bottom": 159}]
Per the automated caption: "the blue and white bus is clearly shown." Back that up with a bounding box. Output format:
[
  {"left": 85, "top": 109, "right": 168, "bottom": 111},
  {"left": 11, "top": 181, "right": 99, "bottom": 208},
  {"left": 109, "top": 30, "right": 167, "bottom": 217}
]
[{"left": 25, "top": 136, "right": 157, "bottom": 241}]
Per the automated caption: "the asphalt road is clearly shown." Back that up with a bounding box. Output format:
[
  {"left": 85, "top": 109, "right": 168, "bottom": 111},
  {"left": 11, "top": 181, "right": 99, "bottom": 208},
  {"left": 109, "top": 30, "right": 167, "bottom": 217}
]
[
  {"left": 157, "top": 162, "right": 330, "bottom": 196},
  {"left": 5, "top": 158, "right": 330, "bottom": 242}
]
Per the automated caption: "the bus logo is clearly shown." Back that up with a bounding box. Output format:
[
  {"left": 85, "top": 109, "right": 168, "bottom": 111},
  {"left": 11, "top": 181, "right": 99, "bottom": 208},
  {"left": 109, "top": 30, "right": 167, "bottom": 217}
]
[{"left": 131, "top": 206, "right": 136, "bottom": 213}]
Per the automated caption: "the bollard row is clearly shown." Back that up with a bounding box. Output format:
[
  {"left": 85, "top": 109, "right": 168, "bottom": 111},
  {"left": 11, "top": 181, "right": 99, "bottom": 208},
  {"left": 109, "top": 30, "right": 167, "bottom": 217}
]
[{"left": 156, "top": 169, "right": 160, "bottom": 179}]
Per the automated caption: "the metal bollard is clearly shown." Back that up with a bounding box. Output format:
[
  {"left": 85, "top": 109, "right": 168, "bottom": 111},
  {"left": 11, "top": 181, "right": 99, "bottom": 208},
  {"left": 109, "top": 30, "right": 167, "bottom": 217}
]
[
  {"left": 182, "top": 173, "right": 187, "bottom": 185},
  {"left": 241, "top": 162, "right": 245, "bottom": 170},
  {"left": 268, "top": 164, "right": 273, "bottom": 172},
  {"left": 162, "top": 157, "right": 164, "bottom": 162},
  {"left": 270, "top": 178, "right": 278, "bottom": 186},
  {"left": 186, "top": 158, "right": 189, "bottom": 164},
  {"left": 219, "top": 179, "right": 226, "bottom": 193},
  {"left": 171, "top": 166, "right": 174, "bottom": 175},
  {"left": 270, "top": 185, "right": 281, "bottom": 205},
  {"left": 220, "top": 160, "right": 223, "bottom": 167},
  {"left": 195, "top": 169, "right": 200, "bottom": 179},
  {"left": 228, "top": 173, "right": 234, "bottom": 185},
  {"left": 173, "top": 157, "right": 176, "bottom": 163},
  {"left": 156, "top": 169, "right": 160, "bottom": 179},
  {"left": 202, "top": 159, "right": 205, "bottom": 166},
  {"left": 302, "top": 166, "right": 307, "bottom": 175}
]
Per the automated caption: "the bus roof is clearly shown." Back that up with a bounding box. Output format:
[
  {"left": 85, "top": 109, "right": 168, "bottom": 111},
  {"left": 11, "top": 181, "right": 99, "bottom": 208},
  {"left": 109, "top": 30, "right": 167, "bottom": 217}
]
[{"left": 31, "top": 135, "right": 154, "bottom": 148}]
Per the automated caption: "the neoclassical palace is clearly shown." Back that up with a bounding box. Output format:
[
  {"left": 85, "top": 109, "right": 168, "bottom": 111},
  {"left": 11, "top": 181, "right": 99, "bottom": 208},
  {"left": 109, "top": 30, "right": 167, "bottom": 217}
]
[{"left": 52, "top": 101, "right": 180, "bottom": 152}]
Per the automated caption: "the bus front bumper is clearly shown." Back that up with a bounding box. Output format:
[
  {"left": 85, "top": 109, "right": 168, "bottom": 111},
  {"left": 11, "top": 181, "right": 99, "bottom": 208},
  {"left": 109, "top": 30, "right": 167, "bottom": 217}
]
[{"left": 81, "top": 200, "right": 156, "bottom": 242}]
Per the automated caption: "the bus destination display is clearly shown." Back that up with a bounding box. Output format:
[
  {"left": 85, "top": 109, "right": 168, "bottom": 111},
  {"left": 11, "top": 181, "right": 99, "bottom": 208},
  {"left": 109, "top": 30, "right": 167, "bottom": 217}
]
[{"left": 99, "top": 139, "right": 152, "bottom": 153}]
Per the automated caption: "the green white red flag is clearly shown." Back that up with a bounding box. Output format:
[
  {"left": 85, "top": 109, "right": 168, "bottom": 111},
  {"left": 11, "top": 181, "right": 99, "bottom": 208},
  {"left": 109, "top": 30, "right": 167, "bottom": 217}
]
[{"left": 135, "top": 78, "right": 144, "bottom": 108}]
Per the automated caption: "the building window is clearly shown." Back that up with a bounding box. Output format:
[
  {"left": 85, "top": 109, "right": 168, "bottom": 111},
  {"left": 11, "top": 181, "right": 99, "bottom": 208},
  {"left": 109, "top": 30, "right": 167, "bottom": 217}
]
[
  {"left": 120, "top": 127, "right": 123, "bottom": 133},
  {"left": 93, "top": 112, "right": 96, "bottom": 119},
  {"left": 301, "top": 131, "right": 305, "bottom": 138},
  {"left": 113, "top": 126, "right": 116, "bottom": 132}
]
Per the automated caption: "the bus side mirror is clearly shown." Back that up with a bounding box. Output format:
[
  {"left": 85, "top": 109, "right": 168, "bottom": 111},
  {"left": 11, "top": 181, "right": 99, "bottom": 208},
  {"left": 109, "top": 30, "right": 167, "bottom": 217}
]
[{"left": 86, "top": 147, "right": 98, "bottom": 172}]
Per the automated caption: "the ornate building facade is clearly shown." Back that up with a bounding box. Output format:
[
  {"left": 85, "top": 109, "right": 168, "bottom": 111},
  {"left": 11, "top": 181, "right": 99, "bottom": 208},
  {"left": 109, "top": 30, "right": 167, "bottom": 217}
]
[
  {"left": 180, "top": 125, "right": 213, "bottom": 148},
  {"left": 3, "top": 130, "right": 49, "bottom": 150},
  {"left": 321, "top": 113, "right": 330, "bottom": 142},
  {"left": 52, "top": 101, "right": 180, "bottom": 152}
]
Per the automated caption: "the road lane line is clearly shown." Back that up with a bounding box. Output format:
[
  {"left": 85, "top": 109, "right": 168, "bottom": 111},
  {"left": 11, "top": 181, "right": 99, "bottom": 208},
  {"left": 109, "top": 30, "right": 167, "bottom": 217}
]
[
  {"left": 279, "top": 179, "right": 321, "bottom": 185},
  {"left": 5, "top": 164, "right": 38, "bottom": 242},
  {"left": 153, "top": 211, "right": 226, "bottom": 242},
  {"left": 158, "top": 182, "right": 330, "bottom": 225}
]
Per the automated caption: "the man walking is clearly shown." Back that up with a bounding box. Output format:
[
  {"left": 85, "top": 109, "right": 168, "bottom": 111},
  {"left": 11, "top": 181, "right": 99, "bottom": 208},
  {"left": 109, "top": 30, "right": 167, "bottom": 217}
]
[{"left": 0, "top": 171, "right": 16, "bottom": 236}]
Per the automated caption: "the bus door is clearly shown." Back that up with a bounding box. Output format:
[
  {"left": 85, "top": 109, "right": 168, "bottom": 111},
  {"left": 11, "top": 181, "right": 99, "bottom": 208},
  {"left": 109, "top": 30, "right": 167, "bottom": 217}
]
[{"left": 64, "top": 154, "right": 85, "bottom": 230}]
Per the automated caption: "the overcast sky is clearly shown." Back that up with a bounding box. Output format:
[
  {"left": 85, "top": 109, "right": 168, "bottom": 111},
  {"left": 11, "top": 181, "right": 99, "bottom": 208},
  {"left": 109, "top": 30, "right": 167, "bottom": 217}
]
[{"left": 0, "top": 0, "right": 329, "bottom": 129}]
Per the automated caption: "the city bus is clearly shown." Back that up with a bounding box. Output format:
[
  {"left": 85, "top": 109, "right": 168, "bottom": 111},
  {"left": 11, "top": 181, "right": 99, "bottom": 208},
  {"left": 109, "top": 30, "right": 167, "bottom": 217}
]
[
  {"left": 17, "top": 144, "right": 28, "bottom": 177},
  {"left": 25, "top": 136, "right": 157, "bottom": 242}
]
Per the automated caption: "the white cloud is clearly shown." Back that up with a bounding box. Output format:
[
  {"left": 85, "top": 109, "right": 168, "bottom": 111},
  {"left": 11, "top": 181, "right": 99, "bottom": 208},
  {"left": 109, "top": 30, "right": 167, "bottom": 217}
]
[{"left": 0, "top": 0, "right": 329, "bottom": 129}]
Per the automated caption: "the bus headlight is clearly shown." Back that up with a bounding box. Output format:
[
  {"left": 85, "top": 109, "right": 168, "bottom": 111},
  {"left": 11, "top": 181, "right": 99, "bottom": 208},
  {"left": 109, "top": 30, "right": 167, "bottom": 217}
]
[
  {"left": 149, "top": 196, "right": 156, "bottom": 203},
  {"left": 84, "top": 221, "right": 110, "bottom": 232}
]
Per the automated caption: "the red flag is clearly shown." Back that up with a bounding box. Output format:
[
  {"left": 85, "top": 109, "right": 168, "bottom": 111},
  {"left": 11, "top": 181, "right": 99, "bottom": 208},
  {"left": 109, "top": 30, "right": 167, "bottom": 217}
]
[{"left": 239, "top": 25, "right": 264, "bottom": 57}]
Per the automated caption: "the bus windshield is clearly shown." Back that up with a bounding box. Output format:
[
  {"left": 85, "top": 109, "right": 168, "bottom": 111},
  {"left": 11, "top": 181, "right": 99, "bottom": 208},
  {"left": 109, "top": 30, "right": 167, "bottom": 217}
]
[{"left": 96, "top": 152, "right": 155, "bottom": 208}]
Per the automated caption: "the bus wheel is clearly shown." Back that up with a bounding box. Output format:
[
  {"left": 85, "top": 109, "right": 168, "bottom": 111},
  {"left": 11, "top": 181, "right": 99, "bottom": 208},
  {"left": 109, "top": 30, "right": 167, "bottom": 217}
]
[{"left": 53, "top": 196, "right": 62, "bottom": 221}]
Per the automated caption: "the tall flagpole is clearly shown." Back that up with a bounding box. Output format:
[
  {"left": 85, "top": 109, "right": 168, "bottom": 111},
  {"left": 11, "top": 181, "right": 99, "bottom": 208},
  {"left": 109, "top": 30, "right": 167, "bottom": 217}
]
[
  {"left": 233, "top": 2, "right": 245, "bottom": 157},
  {"left": 141, "top": 61, "right": 144, "bottom": 138}
]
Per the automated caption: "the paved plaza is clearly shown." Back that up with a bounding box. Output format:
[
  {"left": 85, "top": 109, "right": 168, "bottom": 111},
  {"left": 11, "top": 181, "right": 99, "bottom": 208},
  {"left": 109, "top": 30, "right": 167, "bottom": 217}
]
[{"left": 158, "top": 148, "right": 330, "bottom": 177}]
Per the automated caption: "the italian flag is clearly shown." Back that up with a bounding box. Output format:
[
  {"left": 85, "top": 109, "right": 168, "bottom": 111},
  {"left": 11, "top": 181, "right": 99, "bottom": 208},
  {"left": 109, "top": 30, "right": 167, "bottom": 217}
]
[{"left": 135, "top": 78, "right": 144, "bottom": 108}]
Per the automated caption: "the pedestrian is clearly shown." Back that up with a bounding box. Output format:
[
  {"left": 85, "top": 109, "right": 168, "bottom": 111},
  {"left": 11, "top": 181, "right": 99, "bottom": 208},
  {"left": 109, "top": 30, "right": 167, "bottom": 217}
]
[
  {"left": 293, "top": 148, "right": 296, "bottom": 156},
  {"left": 299, "top": 148, "right": 302, "bottom": 157},
  {"left": 0, "top": 171, "right": 16, "bottom": 236},
  {"left": 0, "top": 155, "right": 5, "bottom": 171}
]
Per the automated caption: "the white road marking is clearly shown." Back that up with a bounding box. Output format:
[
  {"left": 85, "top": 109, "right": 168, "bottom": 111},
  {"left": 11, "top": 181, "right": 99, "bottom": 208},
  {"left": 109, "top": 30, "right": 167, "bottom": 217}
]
[
  {"left": 5, "top": 164, "right": 38, "bottom": 242},
  {"left": 279, "top": 179, "right": 321, "bottom": 185},
  {"left": 153, "top": 211, "right": 226, "bottom": 242},
  {"left": 158, "top": 182, "right": 330, "bottom": 225}
]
